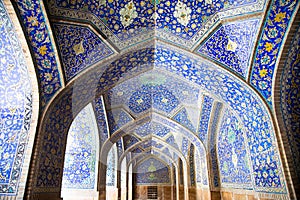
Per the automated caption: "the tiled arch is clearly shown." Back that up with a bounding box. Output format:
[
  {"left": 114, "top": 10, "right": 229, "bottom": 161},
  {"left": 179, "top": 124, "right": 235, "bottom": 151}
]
[
  {"left": 0, "top": 1, "right": 39, "bottom": 198},
  {"left": 26, "top": 42, "right": 289, "bottom": 199}
]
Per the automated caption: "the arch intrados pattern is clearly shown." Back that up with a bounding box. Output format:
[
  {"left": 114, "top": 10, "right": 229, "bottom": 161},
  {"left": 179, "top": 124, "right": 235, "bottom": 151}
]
[
  {"left": 119, "top": 135, "right": 188, "bottom": 169},
  {"left": 100, "top": 112, "right": 207, "bottom": 165},
  {"left": 31, "top": 42, "right": 284, "bottom": 195}
]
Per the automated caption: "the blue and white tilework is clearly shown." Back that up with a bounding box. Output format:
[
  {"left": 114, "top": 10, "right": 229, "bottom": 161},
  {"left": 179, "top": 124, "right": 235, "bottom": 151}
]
[
  {"left": 218, "top": 109, "right": 252, "bottom": 188},
  {"left": 132, "top": 121, "right": 171, "bottom": 138},
  {"left": 52, "top": 23, "right": 114, "bottom": 81},
  {"left": 107, "top": 108, "right": 133, "bottom": 134},
  {"left": 62, "top": 104, "right": 98, "bottom": 189},
  {"left": 154, "top": 44, "right": 286, "bottom": 193},
  {"left": 0, "top": 1, "right": 32, "bottom": 195},
  {"left": 34, "top": 42, "right": 287, "bottom": 196},
  {"left": 13, "top": 0, "right": 63, "bottom": 110},
  {"left": 47, "top": 0, "right": 263, "bottom": 49},
  {"left": 198, "top": 95, "right": 214, "bottom": 145},
  {"left": 134, "top": 157, "right": 170, "bottom": 184},
  {"left": 198, "top": 18, "right": 261, "bottom": 78},
  {"left": 94, "top": 96, "right": 109, "bottom": 146},
  {"left": 280, "top": 27, "right": 300, "bottom": 183},
  {"left": 250, "top": 0, "right": 299, "bottom": 106},
  {"left": 165, "top": 135, "right": 180, "bottom": 150},
  {"left": 116, "top": 139, "right": 123, "bottom": 159},
  {"left": 172, "top": 108, "right": 197, "bottom": 133},
  {"left": 106, "top": 146, "right": 116, "bottom": 186}
]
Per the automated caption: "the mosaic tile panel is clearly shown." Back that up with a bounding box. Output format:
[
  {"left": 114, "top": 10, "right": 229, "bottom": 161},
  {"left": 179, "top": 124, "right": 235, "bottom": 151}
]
[
  {"left": 94, "top": 96, "right": 109, "bottom": 146},
  {"left": 218, "top": 109, "right": 252, "bottom": 188},
  {"left": 13, "top": 0, "right": 63, "bottom": 110},
  {"left": 0, "top": 1, "right": 32, "bottom": 195},
  {"left": 195, "top": 150, "right": 201, "bottom": 184},
  {"left": 152, "top": 152, "right": 170, "bottom": 166},
  {"left": 134, "top": 157, "right": 170, "bottom": 184},
  {"left": 154, "top": 44, "right": 286, "bottom": 193},
  {"left": 106, "top": 146, "right": 116, "bottom": 186},
  {"left": 106, "top": 69, "right": 199, "bottom": 117},
  {"left": 52, "top": 23, "right": 114, "bottom": 81},
  {"left": 198, "top": 18, "right": 261, "bottom": 78},
  {"left": 165, "top": 135, "right": 180, "bottom": 150},
  {"left": 149, "top": 140, "right": 164, "bottom": 149},
  {"left": 162, "top": 148, "right": 172, "bottom": 160},
  {"left": 172, "top": 108, "right": 197, "bottom": 133},
  {"left": 198, "top": 95, "right": 214, "bottom": 145},
  {"left": 128, "top": 85, "right": 180, "bottom": 114},
  {"left": 132, "top": 121, "right": 171, "bottom": 138},
  {"left": 49, "top": 0, "right": 258, "bottom": 45},
  {"left": 116, "top": 139, "right": 123, "bottom": 159},
  {"left": 181, "top": 138, "right": 189, "bottom": 158},
  {"left": 96, "top": 48, "right": 155, "bottom": 94},
  {"left": 280, "top": 27, "right": 300, "bottom": 183},
  {"left": 250, "top": 0, "right": 299, "bottom": 106},
  {"left": 35, "top": 44, "right": 287, "bottom": 195},
  {"left": 62, "top": 104, "right": 98, "bottom": 189},
  {"left": 35, "top": 62, "right": 106, "bottom": 189},
  {"left": 107, "top": 108, "right": 133, "bottom": 134}
]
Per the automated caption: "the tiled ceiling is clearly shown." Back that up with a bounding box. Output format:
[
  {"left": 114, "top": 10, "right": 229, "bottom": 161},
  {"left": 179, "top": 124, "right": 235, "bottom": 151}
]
[{"left": 7, "top": 0, "right": 298, "bottom": 196}]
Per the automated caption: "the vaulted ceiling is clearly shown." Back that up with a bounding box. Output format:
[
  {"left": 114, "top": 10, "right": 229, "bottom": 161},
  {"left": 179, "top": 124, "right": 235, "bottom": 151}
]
[{"left": 6, "top": 0, "right": 300, "bottom": 198}]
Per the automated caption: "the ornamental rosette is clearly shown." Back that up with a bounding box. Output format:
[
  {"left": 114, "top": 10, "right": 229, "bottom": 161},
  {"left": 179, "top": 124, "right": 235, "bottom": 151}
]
[
  {"left": 174, "top": 1, "right": 192, "bottom": 26},
  {"left": 119, "top": 1, "right": 138, "bottom": 28}
]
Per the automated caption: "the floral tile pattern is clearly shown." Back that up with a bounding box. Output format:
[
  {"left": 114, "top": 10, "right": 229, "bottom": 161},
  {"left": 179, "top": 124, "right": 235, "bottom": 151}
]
[
  {"left": 134, "top": 157, "right": 170, "bottom": 184},
  {"left": 198, "top": 95, "right": 214, "bottom": 145},
  {"left": 250, "top": 0, "right": 299, "bottom": 106},
  {"left": 52, "top": 23, "right": 114, "bottom": 81},
  {"left": 62, "top": 104, "right": 98, "bottom": 189},
  {"left": 0, "top": 1, "right": 32, "bottom": 195},
  {"left": 172, "top": 108, "right": 197, "bottom": 133},
  {"left": 198, "top": 18, "right": 261, "bottom": 78},
  {"left": 107, "top": 108, "right": 133, "bottom": 134},
  {"left": 106, "top": 146, "right": 116, "bottom": 186},
  {"left": 47, "top": 0, "right": 264, "bottom": 49},
  {"left": 218, "top": 109, "right": 252, "bottom": 188},
  {"left": 93, "top": 96, "right": 109, "bottom": 146},
  {"left": 13, "top": 0, "right": 63, "bottom": 110},
  {"left": 33, "top": 44, "right": 288, "bottom": 196},
  {"left": 280, "top": 27, "right": 300, "bottom": 183}
]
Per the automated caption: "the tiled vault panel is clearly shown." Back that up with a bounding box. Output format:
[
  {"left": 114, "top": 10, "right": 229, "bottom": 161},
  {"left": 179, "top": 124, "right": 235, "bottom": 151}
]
[
  {"left": 62, "top": 103, "right": 98, "bottom": 189},
  {"left": 0, "top": 1, "right": 32, "bottom": 195},
  {"left": 134, "top": 157, "right": 170, "bottom": 185}
]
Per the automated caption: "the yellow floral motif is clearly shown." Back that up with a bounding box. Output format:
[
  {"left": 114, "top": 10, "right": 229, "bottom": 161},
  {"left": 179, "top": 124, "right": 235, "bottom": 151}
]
[
  {"left": 174, "top": 1, "right": 192, "bottom": 26},
  {"left": 73, "top": 40, "right": 85, "bottom": 55},
  {"left": 226, "top": 39, "right": 238, "bottom": 52},
  {"left": 274, "top": 12, "right": 286, "bottom": 22},
  {"left": 259, "top": 69, "right": 268, "bottom": 77},
  {"left": 27, "top": 16, "right": 39, "bottom": 26},
  {"left": 264, "top": 42, "right": 273, "bottom": 52},
  {"left": 119, "top": 1, "right": 138, "bottom": 28},
  {"left": 44, "top": 72, "right": 53, "bottom": 81},
  {"left": 39, "top": 45, "right": 48, "bottom": 56}
]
